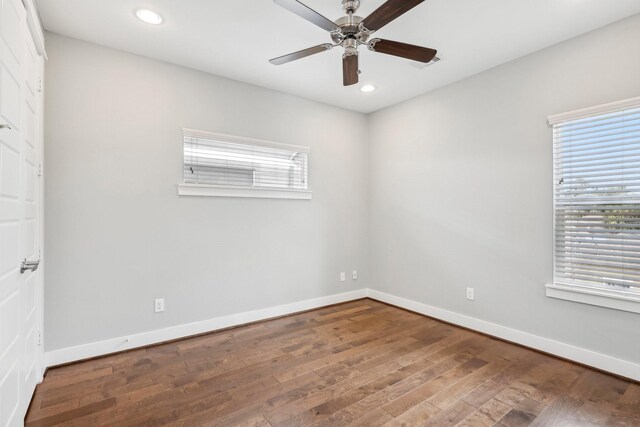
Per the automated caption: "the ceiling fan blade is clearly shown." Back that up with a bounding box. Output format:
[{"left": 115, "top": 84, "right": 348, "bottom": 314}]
[
  {"left": 362, "top": 0, "right": 424, "bottom": 32},
  {"left": 369, "top": 39, "right": 437, "bottom": 63},
  {"left": 343, "top": 54, "right": 359, "bottom": 86},
  {"left": 270, "top": 44, "right": 333, "bottom": 65},
  {"left": 274, "top": 0, "right": 340, "bottom": 32}
]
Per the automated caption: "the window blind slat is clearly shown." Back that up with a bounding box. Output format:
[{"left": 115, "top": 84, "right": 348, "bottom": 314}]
[
  {"left": 554, "top": 124, "right": 640, "bottom": 142},
  {"left": 554, "top": 274, "right": 638, "bottom": 288},
  {"left": 554, "top": 137, "right": 640, "bottom": 155},
  {"left": 554, "top": 153, "right": 640, "bottom": 168},
  {"left": 553, "top": 163, "right": 640, "bottom": 176},
  {"left": 553, "top": 104, "right": 640, "bottom": 293},
  {"left": 554, "top": 110, "right": 640, "bottom": 131},
  {"left": 555, "top": 238, "right": 640, "bottom": 250},
  {"left": 555, "top": 267, "right": 640, "bottom": 281},
  {"left": 554, "top": 144, "right": 640, "bottom": 162},
  {"left": 557, "top": 248, "right": 640, "bottom": 262}
]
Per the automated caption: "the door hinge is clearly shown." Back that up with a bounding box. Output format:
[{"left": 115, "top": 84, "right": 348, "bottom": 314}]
[
  {"left": 36, "top": 331, "right": 42, "bottom": 346},
  {"left": 38, "top": 163, "right": 42, "bottom": 177},
  {"left": 37, "top": 78, "right": 43, "bottom": 93}
]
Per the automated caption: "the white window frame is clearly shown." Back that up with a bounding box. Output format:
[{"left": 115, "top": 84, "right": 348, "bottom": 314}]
[
  {"left": 546, "top": 96, "right": 640, "bottom": 314},
  {"left": 178, "top": 129, "right": 312, "bottom": 200}
]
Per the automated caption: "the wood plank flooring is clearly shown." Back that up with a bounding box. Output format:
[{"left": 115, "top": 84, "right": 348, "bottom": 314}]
[{"left": 26, "top": 299, "right": 640, "bottom": 426}]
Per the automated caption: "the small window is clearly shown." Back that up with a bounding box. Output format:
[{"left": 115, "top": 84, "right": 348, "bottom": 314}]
[
  {"left": 547, "top": 97, "right": 640, "bottom": 313},
  {"left": 179, "top": 129, "right": 311, "bottom": 200}
]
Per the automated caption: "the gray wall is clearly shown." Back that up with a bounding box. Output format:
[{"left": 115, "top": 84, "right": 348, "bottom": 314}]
[
  {"left": 369, "top": 14, "right": 640, "bottom": 364},
  {"left": 45, "top": 14, "right": 640, "bottom": 364},
  {"left": 44, "top": 32, "right": 370, "bottom": 351}
]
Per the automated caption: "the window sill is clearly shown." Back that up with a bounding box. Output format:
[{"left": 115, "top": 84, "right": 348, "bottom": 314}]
[
  {"left": 546, "top": 283, "right": 640, "bottom": 314},
  {"left": 177, "top": 184, "right": 312, "bottom": 200}
]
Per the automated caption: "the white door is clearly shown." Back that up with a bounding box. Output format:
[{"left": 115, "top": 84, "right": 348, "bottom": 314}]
[
  {"left": 20, "top": 13, "right": 42, "bottom": 419},
  {"left": 0, "top": 0, "right": 43, "bottom": 425}
]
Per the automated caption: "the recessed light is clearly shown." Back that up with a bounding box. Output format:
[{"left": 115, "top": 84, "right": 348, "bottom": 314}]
[
  {"left": 360, "top": 85, "right": 376, "bottom": 93},
  {"left": 136, "top": 9, "right": 163, "bottom": 25}
]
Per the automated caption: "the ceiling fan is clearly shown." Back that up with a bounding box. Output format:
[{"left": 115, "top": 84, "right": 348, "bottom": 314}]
[{"left": 269, "top": 0, "right": 437, "bottom": 86}]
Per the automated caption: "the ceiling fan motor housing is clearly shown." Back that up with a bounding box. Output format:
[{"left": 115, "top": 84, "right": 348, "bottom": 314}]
[{"left": 331, "top": 15, "right": 369, "bottom": 45}]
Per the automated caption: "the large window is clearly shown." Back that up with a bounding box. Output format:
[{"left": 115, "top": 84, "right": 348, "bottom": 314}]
[
  {"left": 178, "top": 129, "right": 311, "bottom": 199},
  {"left": 547, "top": 97, "right": 640, "bottom": 313}
]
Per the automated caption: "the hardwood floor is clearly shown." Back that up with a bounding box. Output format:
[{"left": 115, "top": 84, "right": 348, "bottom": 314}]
[{"left": 26, "top": 299, "right": 640, "bottom": 426}]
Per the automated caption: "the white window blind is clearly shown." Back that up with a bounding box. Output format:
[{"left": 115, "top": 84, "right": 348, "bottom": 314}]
[
  {"left": 183, "top": 129, "right": 309, "bottom": 192},
  {"left": 551, "top": 98, "right": 640, "bottom": 295}
]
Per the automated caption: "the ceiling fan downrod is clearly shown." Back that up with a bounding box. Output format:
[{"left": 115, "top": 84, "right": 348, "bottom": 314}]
[
  {"left": 331, "top": 1, "right": 369, "bottom": 48},
  {"left": 342, "top": 0, "right": 360, "bottom": 14}
]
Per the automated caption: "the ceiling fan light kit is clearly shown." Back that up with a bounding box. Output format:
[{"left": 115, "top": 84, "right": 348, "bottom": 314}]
[{"left": 270, "top": 0, "right": 438, "bottom": 86}]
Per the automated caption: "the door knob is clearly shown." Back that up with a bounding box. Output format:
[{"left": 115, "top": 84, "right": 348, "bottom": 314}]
[
  {"left": 0, "top": 123, "right": 11, "bottom": 129},
  {"left": 20, "top": 259, "right": 40, "bottom": 274}
]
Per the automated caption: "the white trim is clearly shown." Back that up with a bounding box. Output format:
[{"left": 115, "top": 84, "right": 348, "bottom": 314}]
[
  {"left": 546, "top": 283, "right": 640, "bottom": 314},
  {"left": 23, "top": 0, "right": 47, "bottom": 59},
  {"left": 182, "top": 128, "right": 310, "bottom": 153},
  {"left": 45, "top": 289, "right": 367, "bottom": 367},
  {"left": 177, "top": 184, "right": 312, "bottom": 200},
  {"left": 548, "top": 95, "right": 640, "bottom": 125},
  {"left": 45, "top": 288, "right": 640, "bottom": 381},
  {"left": 367, "top": 289, "right": 640, "bottom": 382}
]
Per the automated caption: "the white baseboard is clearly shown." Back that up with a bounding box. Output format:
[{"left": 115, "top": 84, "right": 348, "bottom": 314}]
[
  {"left": 367, "top": 289, "right": 640, "bottom": 382},
  {"left": 45, "top": 289, "right": 368, "bottom": 367},
  {"left": 45, "top": 288, "right": 640, "bottom": 382}
]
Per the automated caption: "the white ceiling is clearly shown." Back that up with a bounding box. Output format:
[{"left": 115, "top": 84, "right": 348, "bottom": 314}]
[{"left": 35, "top": 0, "right": 640, "bottom": 113}]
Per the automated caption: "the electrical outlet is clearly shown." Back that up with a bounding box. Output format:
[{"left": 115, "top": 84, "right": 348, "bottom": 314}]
[
  {"left": 352, "top": 270, "right": 358, "bottom": 280},
  {"left": 466, "top": 288, "right": 475, "bottom": 301},
  {"left": 155, "top": 298, "right": 165, "bottom": 313},
  {"left": 340, "top": 272, "right": 346, "bottom": 282}
]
